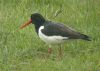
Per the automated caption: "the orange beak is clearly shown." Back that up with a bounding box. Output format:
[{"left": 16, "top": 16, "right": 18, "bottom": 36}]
[{"left": 19, "top": 19, "right": 32, "bottom": 29}]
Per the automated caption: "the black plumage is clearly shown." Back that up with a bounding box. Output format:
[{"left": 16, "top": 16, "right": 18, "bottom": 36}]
[{"left": 30, "top": 13, "right": 91, "bottom": 41}]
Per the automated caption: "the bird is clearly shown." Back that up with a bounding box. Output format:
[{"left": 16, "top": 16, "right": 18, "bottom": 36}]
[{"left": 19, "top": 13, "right": 91, "bottom": 57}]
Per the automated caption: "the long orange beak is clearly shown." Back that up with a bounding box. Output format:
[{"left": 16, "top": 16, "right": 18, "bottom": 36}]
[{"left": 19, "top": 19, "right": 32, "bottom": 29}]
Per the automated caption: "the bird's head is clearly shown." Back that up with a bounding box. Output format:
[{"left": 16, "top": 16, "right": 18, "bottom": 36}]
[{"left": 19, "top": 13, "right": 45, "bottom": 29}]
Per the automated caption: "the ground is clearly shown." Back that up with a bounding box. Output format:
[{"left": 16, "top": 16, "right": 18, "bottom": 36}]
[{"left": 0, "top": 0, "right": 100, "bottom": 71}]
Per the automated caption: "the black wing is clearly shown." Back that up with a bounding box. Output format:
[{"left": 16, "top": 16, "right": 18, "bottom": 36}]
[{"left": 41, "top": 21, "right": 91, "bottom": 40}]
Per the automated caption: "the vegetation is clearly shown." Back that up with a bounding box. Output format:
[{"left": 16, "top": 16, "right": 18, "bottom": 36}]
[{"left": 0, "top": 0, "right": 100, "bottom": 71}]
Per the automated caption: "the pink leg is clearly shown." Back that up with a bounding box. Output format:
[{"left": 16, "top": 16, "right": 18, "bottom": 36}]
[
  {"left": 59, "top": 47, "right": 62, "bottom": 56},
  {"left": 47, "top": 45, "right": 52, "bottom": 57},
  {"left": 58, "top": 45, "right": 63, "bottom": 59},
  {"left": 48, "top": 47, "right": 52, "bottom": 54}
]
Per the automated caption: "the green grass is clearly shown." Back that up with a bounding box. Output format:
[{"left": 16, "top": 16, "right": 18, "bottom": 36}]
[{"left": 0, "top": 0, "right": 100, "bottom": 71}]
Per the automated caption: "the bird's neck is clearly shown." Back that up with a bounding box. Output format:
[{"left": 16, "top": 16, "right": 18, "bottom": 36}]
[
  {"left": 35, "top": 26, "right": 40, "bottom": 34},
  {"left": 34, "top": 21, "right": 46, "bottom": 34}
]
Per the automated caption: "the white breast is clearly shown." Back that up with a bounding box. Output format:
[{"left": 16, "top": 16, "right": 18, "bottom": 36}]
[{"left": 38, "top": 26, "right": 68, "bottom": 44}]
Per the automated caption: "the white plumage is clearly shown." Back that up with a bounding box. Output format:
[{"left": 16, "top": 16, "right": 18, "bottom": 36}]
[{"left": 38, "top": 26, "right": 69, "bottom": 44}]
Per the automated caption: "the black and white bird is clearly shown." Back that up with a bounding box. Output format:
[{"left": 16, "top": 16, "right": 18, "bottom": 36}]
[{"left": 19, "top": 13, "right": 91, "bottom": 56}]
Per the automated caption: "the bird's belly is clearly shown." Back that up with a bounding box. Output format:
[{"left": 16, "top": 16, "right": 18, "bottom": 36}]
[{"left": 39, "top": 31, "right": 68, "bottom": 45}]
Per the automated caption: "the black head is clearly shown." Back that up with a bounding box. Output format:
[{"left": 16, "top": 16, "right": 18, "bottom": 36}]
[
  {"left": 19, "top": 13, "right": 45, "bottom": 31},
  {"left": 31, "top": 13, "right": 45, "bottom": 26}
]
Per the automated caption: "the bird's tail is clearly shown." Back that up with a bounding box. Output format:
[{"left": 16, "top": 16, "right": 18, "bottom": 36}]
[{"left": 79, "top": 33, "right": 91, "bottom": 41}]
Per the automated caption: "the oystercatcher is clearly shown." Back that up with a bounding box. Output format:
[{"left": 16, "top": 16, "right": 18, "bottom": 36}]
[{"left": 19, "top": 13, "right": 91, "bottom": 57}]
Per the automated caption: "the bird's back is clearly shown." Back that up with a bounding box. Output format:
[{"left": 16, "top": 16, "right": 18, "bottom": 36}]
[{"left": 42, "top": 21, "right": 91, "bottom": 41}]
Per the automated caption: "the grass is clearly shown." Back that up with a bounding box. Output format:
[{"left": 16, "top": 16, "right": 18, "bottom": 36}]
[{"left": 0, "top": 0, "right": 100, "bottom": 71}]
